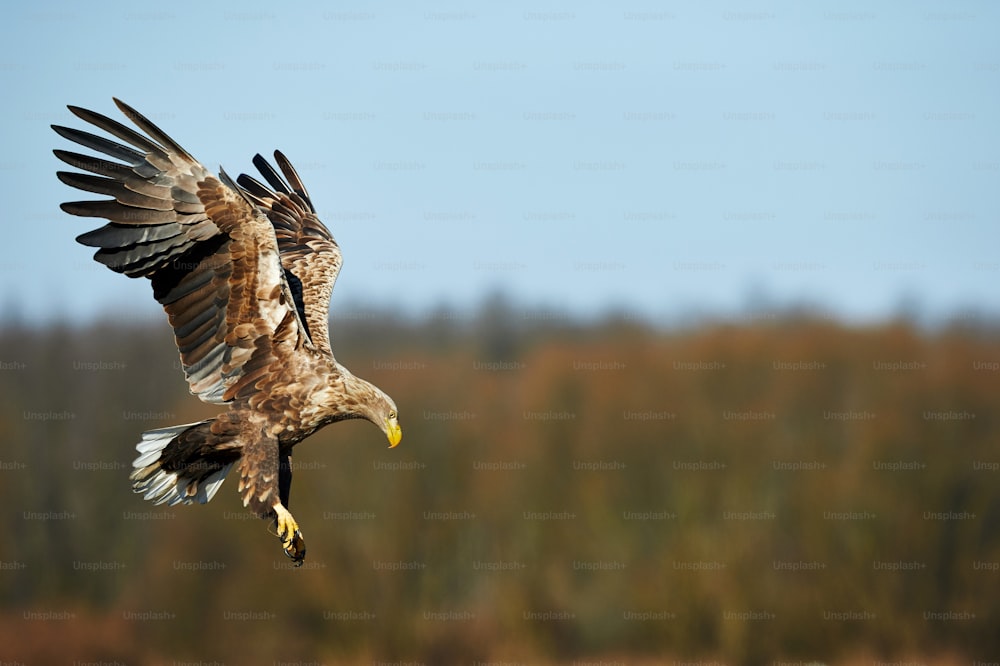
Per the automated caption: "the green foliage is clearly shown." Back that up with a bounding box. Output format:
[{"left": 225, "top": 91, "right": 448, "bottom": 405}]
[{"left": 0, "top": 311, "right": 996, "bottom": 663}]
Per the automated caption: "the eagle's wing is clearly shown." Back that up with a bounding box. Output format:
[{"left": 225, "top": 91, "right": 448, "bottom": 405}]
[
  {"left": 235, "top": 154, "right": 342, "bottom": 358},
  {"left": 53, "top": 99, "right": 306, "bottom": 404}
]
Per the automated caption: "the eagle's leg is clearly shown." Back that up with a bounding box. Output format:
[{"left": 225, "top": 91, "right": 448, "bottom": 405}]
[
  {"left": 273, "top": 502, "right": 306, "bottom": 565},
  {"left": 274, "top": 451, "right": 304, "bottom": 564},
  {"left": 239, "top": 430, "right": 306, "bottom": 564}
]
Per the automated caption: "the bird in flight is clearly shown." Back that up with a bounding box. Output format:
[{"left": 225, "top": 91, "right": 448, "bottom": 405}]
[{"left": 53, "top": 99, "right": 402, "bottom": 565}]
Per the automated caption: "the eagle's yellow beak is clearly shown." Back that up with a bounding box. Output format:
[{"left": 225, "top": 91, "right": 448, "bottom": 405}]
[{"left": 386, "top": 418, "right": 402, "bottom": 448}]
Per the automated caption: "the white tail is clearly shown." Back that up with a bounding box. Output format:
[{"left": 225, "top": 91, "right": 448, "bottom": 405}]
[{"left": 131, "top": 421, "right": 234, "bottom": 506}]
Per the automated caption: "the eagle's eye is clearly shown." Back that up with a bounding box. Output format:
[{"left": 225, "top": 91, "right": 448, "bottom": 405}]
[{"left": 388, "top": 410, "right": 397, "bottom": 420}]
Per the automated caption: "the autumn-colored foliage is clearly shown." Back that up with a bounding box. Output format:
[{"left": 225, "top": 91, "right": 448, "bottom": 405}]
[{"left": 0, "top": 304, "right": 996, "bottom": 664}]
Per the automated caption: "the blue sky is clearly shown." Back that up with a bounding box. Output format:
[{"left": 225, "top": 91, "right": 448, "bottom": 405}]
[{"left": 1, "top": 0, "right": 998, "bottom": 325}]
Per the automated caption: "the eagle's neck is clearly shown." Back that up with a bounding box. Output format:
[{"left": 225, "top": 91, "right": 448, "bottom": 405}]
[{"left": 313, "top": 363, "right": 381, "bottom": 425}]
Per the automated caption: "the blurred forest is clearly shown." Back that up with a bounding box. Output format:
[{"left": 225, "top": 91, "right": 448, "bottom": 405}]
[{"left": 0, "top": 298, "right": 997, "bottom": 665}]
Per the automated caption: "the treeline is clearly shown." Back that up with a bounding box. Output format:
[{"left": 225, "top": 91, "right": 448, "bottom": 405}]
[{"left": 0, "top": 304, "right": 997, "bottom": 664}]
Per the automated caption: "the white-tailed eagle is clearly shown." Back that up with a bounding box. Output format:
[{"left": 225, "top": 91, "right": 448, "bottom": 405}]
[{"left": 53, "top": 99, "right": 402, "bottom": 565}]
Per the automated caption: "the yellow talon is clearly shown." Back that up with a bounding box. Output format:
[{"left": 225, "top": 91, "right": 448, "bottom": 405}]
[{"left": 273, "top": 504, "right": 306, "bottom": 566}]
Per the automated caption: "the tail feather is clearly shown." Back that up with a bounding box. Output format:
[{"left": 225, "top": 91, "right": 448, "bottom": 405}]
[{"left": 131, "top": 419, "right": 239, "bottom": 506}]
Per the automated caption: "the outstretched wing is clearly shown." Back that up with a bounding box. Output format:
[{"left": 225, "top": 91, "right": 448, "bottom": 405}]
[
  {"left": 236, "top": 153, "right": 342, "bottom": 358},
  {"left": 53, "top": 99, "right": 305, "bottom": 404}
]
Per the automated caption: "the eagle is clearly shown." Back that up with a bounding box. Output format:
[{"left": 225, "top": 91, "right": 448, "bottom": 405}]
[{"left": 52, "top": 99, "right": 402, "bottom": 566}]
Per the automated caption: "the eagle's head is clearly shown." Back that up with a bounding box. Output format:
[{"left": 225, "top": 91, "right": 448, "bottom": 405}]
[
  {"left": 374, "top": 390, "right": 403, "bottom": 449},
  {"left": 337, "top": 369, "right": 402, "bottom": 448}
]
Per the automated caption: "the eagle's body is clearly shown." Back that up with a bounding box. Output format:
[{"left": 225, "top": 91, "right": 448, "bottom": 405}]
[{"left": 53, "top": 99, "right": 402, "bottom": 565}]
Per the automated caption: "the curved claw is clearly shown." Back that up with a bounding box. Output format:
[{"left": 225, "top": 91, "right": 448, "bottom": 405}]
[
  {"left": 274, "top": 504, "right": 306, "bottom": 566},
  {"left": 282, "top": 528, "right": 306, "bottom": 565}
]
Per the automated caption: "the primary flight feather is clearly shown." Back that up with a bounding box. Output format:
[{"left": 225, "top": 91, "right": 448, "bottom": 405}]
[{"left": 53, "top": 99, "right": 402, "bottom": 565}]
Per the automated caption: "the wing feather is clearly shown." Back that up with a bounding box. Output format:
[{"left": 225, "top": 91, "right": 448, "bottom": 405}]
[
  {"left": 236, "top": 152, "right": 342, "bottom": 357},
  {"left": 56, "top": 171, "right": 173, "bottom": 210},
  {"left": 51, "top": 124, "right": 148, "bottom": 166},
  {"left": 54, "top": 99, "right": 305, "bottom": 404}
]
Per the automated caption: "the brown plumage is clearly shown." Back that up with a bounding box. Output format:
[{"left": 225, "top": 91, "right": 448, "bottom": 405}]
[{"left": 53, "top": 99, "right": 402, "bottom": 565}]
